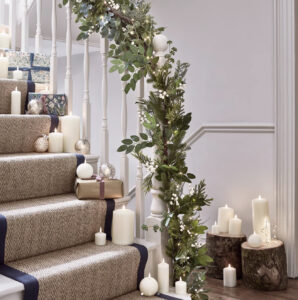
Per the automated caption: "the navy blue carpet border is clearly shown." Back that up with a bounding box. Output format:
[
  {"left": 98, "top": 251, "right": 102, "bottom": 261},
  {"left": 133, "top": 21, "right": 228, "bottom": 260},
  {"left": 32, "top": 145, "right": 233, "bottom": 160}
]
[
  {"left": 75, "top": 154, "right": 85, "bottom": 167},
  {"left": 104, "top": 199, "right": 115, "bottom": 241},
  {"left": 25, "top": 81, "right": 35, "bottom": 113},
  {"left": 49, "top": 115, "right": 59, "bottom": 132},
  {"left": 157, "top": 293, "right": 183, "bottom": 300},
  {"left": 0, "top": 214, "right": 7, "bottom": 264},
  {"left": 131, "top": 243, "right": 148, "bottom": 289}
]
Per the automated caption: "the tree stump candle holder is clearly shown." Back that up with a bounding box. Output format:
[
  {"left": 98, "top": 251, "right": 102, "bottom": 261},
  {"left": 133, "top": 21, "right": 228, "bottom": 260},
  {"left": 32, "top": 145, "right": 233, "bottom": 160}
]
[
  {"left": 206, "top": 232, "right": 247, "bottom": 279},
  {"left": 241, "top": 240, "right": 288, "bottom": 291}
]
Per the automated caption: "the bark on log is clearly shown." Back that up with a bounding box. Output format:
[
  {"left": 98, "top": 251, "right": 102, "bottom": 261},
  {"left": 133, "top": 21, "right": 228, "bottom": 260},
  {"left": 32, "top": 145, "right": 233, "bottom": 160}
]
[
  {"left": 241, "top": 240, "right": 288, "bottom": 291},
  {"left": 206, "top": 232, "right": 246, "bottom": 279}
]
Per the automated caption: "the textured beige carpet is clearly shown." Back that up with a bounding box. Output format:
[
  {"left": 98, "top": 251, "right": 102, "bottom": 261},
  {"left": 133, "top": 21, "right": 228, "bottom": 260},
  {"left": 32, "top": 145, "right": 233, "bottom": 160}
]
[{"left": 8, "top": 242, "right": 141, "bottom": 300}]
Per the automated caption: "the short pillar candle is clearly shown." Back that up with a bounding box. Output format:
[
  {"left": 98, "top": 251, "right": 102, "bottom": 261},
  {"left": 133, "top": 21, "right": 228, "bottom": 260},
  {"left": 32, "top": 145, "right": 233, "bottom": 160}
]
[
  {"left": 48, "top": 129, "right": 63, "bottom": 153},
  {"left": 112, "top": 205, "right": 135, "bottom": 245},
  {"left": 158, "top": 258, "right": 169, "bottom": 293},
  {"left": 228, "top": 215, "right": 242, "bottom": 236},
  {"left": 0, "top": 53, "right": 8, "bottom": 78},
  {"left": 223, "top": 264, "right": 237, "bottom": 287},
  {"left": 13, "top": 67, "right": 23, "bottom": 80},
  {"left": 175, "top": 277, "right": 187, "bottom": 295},
  {"left": 95, "top": 227, "right": 106, "bottom": 246},
  {"left": 11, "top": 87, "right": 21, "bottom": 114},
  {"left": 218, "top": 204, "right": 234, "bottom": 233},
  {"left": 211, "top": 221, "right": 220, "bottom": 234}
]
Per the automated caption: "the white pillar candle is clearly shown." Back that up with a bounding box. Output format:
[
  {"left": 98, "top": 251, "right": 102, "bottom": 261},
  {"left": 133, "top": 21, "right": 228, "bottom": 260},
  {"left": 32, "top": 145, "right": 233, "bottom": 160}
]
[
  {"left": 76, "top": 161, "right": 93, "bottom": 179},
  {"left": 211, "top": 221, "right": 220, "bottom": 234},
  {"left": 228, "top": 215, "right": 242, "bottom": 236},
  {"left": 60, "top": 114, "right": 80, "bottom": 153},
  {"left": 112, "top": 205, "right": 135, "bottom": 245},
  {"left": 0, "top": 31, "right": 10, "bottom": 49},
  {"left": 13, "top": 67, "right": 23, "bottom": 80},
  {"left": 158, "top": 258, "right": 169, "bottom": 293},
  {"left": 0, "top": 53, "right": 8, "bottom": 78},
  {"left": 218, "top": 204, "right": 234, "bottom": 233},
  {"left": 48, "top": 129, "right": 63, "bottom": 153},
  {"left": 175, "top": 277, "right": 187, "bottom": 295},
  {"left": 247, "top": 232, "right": 263, "bottom": 248},
  {"left": 252, "top": 195, "right": 271, "bottom": 242},
  {"left": 11, "top": 87, "right": 21, "bottom": 114},
  {"left": 95, "top": 227, "right": 106, "bottom": 246},
  {"left": 140, "top": 273, "right": 158, "bottom": 296},
  {"left": 223, "top": 264, "right": 237, "bottom": 287}
]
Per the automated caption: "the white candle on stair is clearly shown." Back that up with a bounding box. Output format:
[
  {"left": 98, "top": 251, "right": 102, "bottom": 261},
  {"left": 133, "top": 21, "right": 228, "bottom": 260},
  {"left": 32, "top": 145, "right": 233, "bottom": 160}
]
[
  {"left": 112, "top": 205, "right": 135, "bottom": 245},
  {"left": 158, "top": 258, "right": 169, "bottom": 293},
  {"left": 49, "top": 129, "right": 63, "bottom": 153},
  {"left": 11, "top": 87, "right": 21, "bottom": 114},
  {"left": 0, "top": 30, "right": 10, "bottom": 49},
  {"left": 0, "top": 53, "right": 8, "bottom": 78},
  {"left": 61, "top": 114, "right": 80, "bottom": 153},
  {"left": 175, "top": 277, "right": 187, "bottom": 295},
  {"left": 13, "top": 67, "right": 23, "bottom": 80},
  {"left": 95, "top": 227, "right": 106, "bottom": 246}
]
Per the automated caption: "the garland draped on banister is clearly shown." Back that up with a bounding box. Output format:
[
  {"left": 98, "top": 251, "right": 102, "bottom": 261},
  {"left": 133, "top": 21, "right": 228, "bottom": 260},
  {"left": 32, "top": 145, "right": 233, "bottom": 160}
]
[{"left": 61, "top": 1, "right": 212, "bottom": 299}]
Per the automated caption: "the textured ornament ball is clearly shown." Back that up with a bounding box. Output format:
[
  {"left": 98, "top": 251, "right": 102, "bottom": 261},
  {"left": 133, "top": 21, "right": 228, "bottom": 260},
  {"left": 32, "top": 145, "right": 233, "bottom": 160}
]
[
  {"left": 34, "top": 135, "right": 49, "bottom": 153},
  {"left": 153, "top": 34, "right": 168, "bottom": 52},
  {"left": 247, "top": 232, "right": 263, "bottom": 248},
  {"left": 99, "top": 163, "right": 116, "bottom": 179},
  {"left": 27, "top": 99, "right": 43, "bottom": 115},
  {"left": 75, "top": 139, "right": 90, "bottom": 155},
  {"left": 76, "top": 162, "right": 93, "bottom": 179},
  {"left": 139, "top": 274, "right": 158, "bottom": 296}
]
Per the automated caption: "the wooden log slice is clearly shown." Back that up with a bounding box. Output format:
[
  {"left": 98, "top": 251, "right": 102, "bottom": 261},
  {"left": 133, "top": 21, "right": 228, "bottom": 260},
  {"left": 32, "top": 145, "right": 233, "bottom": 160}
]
[
  {"left": 241, "top": 240, "right": 288, "bottom": 291},
  {"left": 206, "top": 232, "right": 247, "bottom": 279}
]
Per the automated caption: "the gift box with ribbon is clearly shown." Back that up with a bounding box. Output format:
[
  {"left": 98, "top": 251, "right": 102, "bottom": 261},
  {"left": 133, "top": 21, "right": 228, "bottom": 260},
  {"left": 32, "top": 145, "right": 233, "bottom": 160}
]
[
  {"left": 28, "top": 93, "right": 67, "bottom": 116},
  {"left": 75, "top": 176, "right": 124, "bottom": 200}
]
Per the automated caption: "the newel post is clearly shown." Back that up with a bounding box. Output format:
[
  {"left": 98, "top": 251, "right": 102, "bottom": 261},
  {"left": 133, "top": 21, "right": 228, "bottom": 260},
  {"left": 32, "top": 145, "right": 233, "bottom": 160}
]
[{"left": 145, "top": 34, "right": 170, "bottom": 277}]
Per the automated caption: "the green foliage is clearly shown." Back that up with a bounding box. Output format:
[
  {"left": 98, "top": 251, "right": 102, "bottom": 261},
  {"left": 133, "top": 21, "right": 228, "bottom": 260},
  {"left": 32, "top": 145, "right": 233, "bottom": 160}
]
[{"left": 63, "top": 1, "right": 213, "bottom": 298}]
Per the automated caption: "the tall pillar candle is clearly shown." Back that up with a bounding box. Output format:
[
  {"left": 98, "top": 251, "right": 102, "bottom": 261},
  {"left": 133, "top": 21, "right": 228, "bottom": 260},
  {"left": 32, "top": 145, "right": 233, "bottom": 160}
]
[
  {"left": 218, "top": 204, "right": 234, "bottom": 233},
  {"left": 61, "top": 115, "right": 80, "bottom": 153},
  {"left": 48, "top": 129, "right": 63, "bottom": 153},
  {"left": 252, "top": 195, "right": 271, "bottom": 242},
  {"left": 11, "top": 87, "right": 21, "bottom": 114},
  {"left": 0, "top": 53, "right": 8, "bottom": 78},
  {"left": 0, "top": 31, "right": 10, "bottom": 49},
  {"left": 228, "top": 215, "right": 242, "bottom": 236},
  {"left": 112, "top": 205, "right": 135, "bottom": 245},
  {"left": 158, "top": 258, "right": 169, "bottom": 293}
]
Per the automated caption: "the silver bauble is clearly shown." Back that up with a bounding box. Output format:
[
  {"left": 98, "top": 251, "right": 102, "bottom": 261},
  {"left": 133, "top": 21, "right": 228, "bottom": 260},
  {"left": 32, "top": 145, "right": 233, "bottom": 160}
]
[
  {"left": 75, "top": 139, "right": 90, "bottom": 155},
  {"left": 34, "top": 135, "right": 49, "bottom": 153},
  {"left": 27, "top": 99, "right": 43, "bottom": 115},
  {"left": 99, "top": 163, "right": 116, "bottom": 179}
]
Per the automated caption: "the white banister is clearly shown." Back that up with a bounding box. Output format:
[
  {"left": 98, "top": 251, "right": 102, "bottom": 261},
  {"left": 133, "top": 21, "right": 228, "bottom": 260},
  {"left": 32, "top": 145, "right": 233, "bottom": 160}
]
[
  {"left": 136, "top": 77, "right": 145, "bottom": 239},
  {"left": 120, "top": 75, "right": 129, "bottom": 196},
  {"left": 34, "top": 0, "right": 42, "bottom": 53},
  {"left": 82, "top": 38, "right": 90, "bottom": 141},
  {"left": 50, "top": 0, "right": 57, "bottom": 93},
  {"left": 9, "top": 0, "right": 16, "bottom": 50},
  {"left": 100, "top": 37, "right": 109, "bottom": 164},
  {"left": 0, "top": 1, "right": 5, "bottom": 25},
  {"left": 65, "top": 2, "right": 73, "bottom": 114},
  {"left": 21, "top": 0, "right": 28, "bottom": 52}
]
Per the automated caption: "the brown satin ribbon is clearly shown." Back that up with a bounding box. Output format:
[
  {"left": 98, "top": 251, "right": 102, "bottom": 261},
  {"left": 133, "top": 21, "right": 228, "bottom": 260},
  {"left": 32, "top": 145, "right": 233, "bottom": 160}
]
[{"left": 91, "top": 174, "right": 105, "bottom": 200}]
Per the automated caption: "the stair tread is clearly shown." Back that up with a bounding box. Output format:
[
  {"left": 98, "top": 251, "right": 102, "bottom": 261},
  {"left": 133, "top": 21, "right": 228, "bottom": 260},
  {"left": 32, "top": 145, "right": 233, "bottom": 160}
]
[
  {"left": 7, "top": 242, "right": 141, "bottom": 300},
  {"left": 0, "top": 193, "right": 126, "bottom": 263}
]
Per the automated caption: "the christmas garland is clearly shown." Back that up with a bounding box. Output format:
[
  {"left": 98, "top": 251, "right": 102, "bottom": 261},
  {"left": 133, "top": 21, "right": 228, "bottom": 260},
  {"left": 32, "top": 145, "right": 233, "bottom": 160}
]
[{"left": 61, "top": 1, "right": 212, "bottom": 299}]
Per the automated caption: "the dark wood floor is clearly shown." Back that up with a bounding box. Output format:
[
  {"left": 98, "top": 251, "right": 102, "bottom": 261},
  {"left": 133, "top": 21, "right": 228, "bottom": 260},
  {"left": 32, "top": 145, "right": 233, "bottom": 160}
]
[{"left": 206, "top": 278, "right": 298, "bottom": 300}]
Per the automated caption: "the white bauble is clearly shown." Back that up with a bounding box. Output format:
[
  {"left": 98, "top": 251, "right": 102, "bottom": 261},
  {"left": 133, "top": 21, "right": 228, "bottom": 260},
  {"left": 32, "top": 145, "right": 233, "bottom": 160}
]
[
  {"left": 153, "top": 34, "right": 168, "bottom": 52},
  {"left": 76, "top": 162, "right": 93, "bottom": 179},
  {"left": 248, "top": 232, "right": 263, "bottom": 248},
  {"left": 140, "top": 274, "right": 158, "bottom": 296}
]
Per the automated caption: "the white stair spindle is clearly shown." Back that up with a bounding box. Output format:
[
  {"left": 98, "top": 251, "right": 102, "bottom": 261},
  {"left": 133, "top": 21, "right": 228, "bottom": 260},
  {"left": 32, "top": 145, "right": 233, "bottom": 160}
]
[
  {"left": 136, "top": 77, "right": 145, "bottom": 239},
  {"left": 65, "top": 2, "right": 73, "bottom": 114},
  {"left": 82, "top": 38, "right": 90, "bottom": 141},
  {"left": 120, "top": 75, "right": 129, "bottom": 196},
  {"left": 35, "top": 0, "right": 42, "bottom": 53},
  {"left": 21, "top": 0, "right": 28, "bottom": 52},
  {"left": 50, "top": 0, "right": 57, "bottom": 93},
  {"left": 100, "top": 37, "right": 109, "bottom": 164},
  {"left": 0, "top": 0, "right": 5, "bottom": 25},
  {"left": 9, "top": 0, "right": 16, "bottom": 50}
]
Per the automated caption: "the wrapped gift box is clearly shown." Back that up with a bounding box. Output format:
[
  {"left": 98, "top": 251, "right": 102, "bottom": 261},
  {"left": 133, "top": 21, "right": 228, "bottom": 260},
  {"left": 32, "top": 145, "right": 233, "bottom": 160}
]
[
  {"left": 75, "top": 178, "right": 123, "bottom": 200},
  {"left": 28, "top": 93, "right": 67, "bottom": 116},
  {"left": 4, "top": 50, "right": 50, "bottom": 83}
]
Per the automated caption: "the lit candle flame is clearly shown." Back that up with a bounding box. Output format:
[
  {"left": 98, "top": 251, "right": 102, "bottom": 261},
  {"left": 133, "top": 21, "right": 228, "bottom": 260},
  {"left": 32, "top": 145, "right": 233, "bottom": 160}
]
[
  {"left": 258, "top": 195, "right": 262, "bottom": 200},
  {"left": 179, "top": 277, "right": 182, "bottom": 281},
  {"left": 228, "top": 264, "right": 231, "bottom": 268},
  {"left": 99, "top": 227, "right": 102, "bottom": 233},
  {"left": 214, "top": 221, "right": 217, "bottom": 225},
  {"left": 225, "top": 204, "right": 228, "bottom": 208},
  {"left": 162, "top": 258, "right": 165, "bottom": 263},
  {"left": 148, "top": 273, "right": 151, "bottom": 278},
  {"left": 15, "top": 87, "right": 18, "bottom": 91},
  {"left": 54, "top": 128, "right": 57, "bottom": 133},
  {"left": 235, "top": 215, "right": 238, "bottom": 219},
  {"left": 122, "top": 205, "right": 126, "bottom": 210}
]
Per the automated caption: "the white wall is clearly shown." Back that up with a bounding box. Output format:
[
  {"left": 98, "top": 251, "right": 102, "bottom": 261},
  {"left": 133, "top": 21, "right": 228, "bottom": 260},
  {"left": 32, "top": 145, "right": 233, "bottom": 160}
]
[{"left": 57, "top": 0, "right": 276, "bottom": 236}]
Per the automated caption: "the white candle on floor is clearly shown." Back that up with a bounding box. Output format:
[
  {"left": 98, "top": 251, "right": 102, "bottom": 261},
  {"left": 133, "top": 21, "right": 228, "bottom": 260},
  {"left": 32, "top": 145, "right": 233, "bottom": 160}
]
[
  {"left": 48, "top": 129, "right": 63, "bottom": 153},
  {"left": 247, "top": 232, "right": 263, "bottom": 248},
  {"left": 218, "top": 204, "right": 234, "bottom": 233},
  {"left": 252, "top": 195, "right": 271, "bottom": 242},
  {"left": 211, "top": 221, "right": 220, "bottom": 234},
  {"left": 175, "top": 277, "right": 187, "bottom": 295},
  {"left": 228, "top": 215, "right": 242, "bottom": 236},
  {"left": 112, "top": 205, "right": 135, "bottom": 245},
  {"left": 95, "top": 227, "right": 106, "bottom": 246},
  {"left": 76, "top": 160, "right": 93, "bottom": 179},
  {"left": 11, "top": 87, "right": 21, "bottom": 114},
  {"left": 0, "top": 30, "right": 10, "bottom": 49},
  {"left": 0, "top": 53, "right": 8, "bottom": 78},
  {"left": 158, "top": 258, "right": 169, "bottom": 293},
  {"left": 140, "top": 273, "right": 158, "bottom": 296},
  {"left": 60, "top": 114, "right": 80, "bottom": 153},
  {"left": 223, "top": 264, "right": 237, "bottom": 287},
  {"left": 13, "top": 67, "right": 23, "bottom": 80}
]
